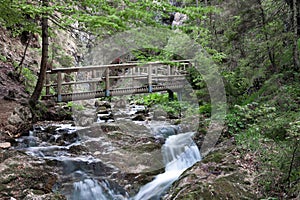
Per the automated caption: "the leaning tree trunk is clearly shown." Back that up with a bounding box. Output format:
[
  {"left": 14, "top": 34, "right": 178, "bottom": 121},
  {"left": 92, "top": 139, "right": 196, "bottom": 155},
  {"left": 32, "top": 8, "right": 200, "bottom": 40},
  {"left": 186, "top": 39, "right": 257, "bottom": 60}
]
[
  {"left": 293, "top": 0, "right": 300, "bottom": 71},
  {"left": 30, "top": 0, "right": 49, "bottom": 104}
]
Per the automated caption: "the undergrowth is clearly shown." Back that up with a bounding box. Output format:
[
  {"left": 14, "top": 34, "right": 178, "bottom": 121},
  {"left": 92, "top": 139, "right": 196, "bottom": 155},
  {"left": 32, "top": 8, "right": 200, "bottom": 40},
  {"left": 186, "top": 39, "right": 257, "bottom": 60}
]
[{"left": 225, "top": 72, "right": 300, "bottom": 199}]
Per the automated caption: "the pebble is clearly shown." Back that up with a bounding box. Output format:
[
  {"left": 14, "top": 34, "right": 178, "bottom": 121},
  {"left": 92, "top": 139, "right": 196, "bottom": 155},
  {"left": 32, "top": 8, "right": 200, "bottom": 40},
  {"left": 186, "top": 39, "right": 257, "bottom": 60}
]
[{"left": 0, "top": 142, "right": 11, "bottom": 149}]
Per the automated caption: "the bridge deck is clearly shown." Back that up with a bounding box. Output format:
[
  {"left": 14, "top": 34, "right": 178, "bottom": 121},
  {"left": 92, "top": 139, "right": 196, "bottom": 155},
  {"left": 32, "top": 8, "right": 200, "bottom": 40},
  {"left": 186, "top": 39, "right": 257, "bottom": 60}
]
[{"left": 42, "top": 60, "right": 191, "bottom": 102}]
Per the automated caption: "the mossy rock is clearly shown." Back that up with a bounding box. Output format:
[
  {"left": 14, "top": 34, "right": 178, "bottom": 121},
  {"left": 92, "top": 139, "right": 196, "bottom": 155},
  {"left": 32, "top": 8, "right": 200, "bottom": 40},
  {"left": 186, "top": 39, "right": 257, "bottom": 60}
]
[
  {"left": 165, "top": 173, "right": 255, "bottom": 200},
  {"left": 202, "top": 152, "right": 223, "bottom": 163}
]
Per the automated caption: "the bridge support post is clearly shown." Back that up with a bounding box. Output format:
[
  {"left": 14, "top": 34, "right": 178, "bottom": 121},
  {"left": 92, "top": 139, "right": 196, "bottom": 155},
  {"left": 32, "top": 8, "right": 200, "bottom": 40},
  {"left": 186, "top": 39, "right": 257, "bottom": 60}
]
[
  {"left": 148, "top": 64, "right": 152, "bottom": 93},
  {"left": 167, "top": 89, "right": 174, "bottom": 101},
  {"left": 57, "top": 71, "right": 62, "bottom": 102},
  {"left": 177, "top": 90, "right": 183, "bottom": 101},
  {"left": 105, "top": 68, "right": 110, "bottom": 96},
  {"left": 91, "top": 70, "right": 96, "bottom": 91}
]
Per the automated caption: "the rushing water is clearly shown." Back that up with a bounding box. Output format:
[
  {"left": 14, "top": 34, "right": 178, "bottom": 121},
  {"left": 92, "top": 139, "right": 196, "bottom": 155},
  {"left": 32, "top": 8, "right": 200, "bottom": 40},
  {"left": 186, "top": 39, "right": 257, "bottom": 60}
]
[
  {"left": 133, "top": 132, "right": 201, "bottom": 200},
  {"left": 16, "top": 123, "right": 201, "bottom": 200},
  {"left": 70, "top": 132, "right": 201, "bottom": 200}
]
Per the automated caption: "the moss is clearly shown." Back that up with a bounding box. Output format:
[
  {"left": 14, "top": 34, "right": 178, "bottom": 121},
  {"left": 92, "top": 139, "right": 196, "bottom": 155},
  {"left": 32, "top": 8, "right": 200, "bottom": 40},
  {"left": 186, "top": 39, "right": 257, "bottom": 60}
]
[
  {"left": 1, "top": 175, "right": 18, "bottom": 184},
  {"left": 202, "top": 152, "right": 223, "bottom": 163},
  {"left": 32, "top": 189, "right": 45, "bottom": 195}
]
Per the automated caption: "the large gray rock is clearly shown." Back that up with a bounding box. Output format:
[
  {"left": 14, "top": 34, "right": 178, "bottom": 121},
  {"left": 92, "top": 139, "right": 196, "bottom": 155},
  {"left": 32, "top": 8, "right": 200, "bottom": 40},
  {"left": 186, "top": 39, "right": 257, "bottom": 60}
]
[
  {"left": 164, "top": 146, "right": 258, "bottom": 200},
  {"left": 0, "top": 150, "right": 64, "bottom": 199},
  {"left": 77, "top": 121, "right": 163, "bottom": 174},
  {"left": 8, "top": 106, "right": 32, "bottom": 126}
]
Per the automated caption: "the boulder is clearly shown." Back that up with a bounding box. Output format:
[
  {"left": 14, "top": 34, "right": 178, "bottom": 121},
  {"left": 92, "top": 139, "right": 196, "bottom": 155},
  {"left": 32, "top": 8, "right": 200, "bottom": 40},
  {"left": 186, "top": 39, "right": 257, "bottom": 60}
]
[
  {"left": 95, "top": 100, "right": 111, "bottom": 109},
  {"left": 0, "top": 150, "right": 62, "bottom": 199},
  {"left": 0, "top": 142, "right": 11, "bottom": 149},
  {"left": 114, "top": 99, "right": 127, "bottom": 108},
  {"left": 132, "top": 114, "right": 146, "bottom": 121},
  {"left": 153, "top": 109, "right": 168, "bottom": 121},
  {"left": 96, "top": 106, "right": 109, "bottom": 114},
  {"left": 164, "top": 147, "right": 258, "bottom": 200}
]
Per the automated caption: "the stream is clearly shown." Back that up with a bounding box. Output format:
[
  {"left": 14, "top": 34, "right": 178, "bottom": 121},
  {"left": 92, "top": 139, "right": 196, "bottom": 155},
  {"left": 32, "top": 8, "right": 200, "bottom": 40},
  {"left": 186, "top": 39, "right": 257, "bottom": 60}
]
[{"left": 14, "top": 103, "right": 201, "bottom": 200}]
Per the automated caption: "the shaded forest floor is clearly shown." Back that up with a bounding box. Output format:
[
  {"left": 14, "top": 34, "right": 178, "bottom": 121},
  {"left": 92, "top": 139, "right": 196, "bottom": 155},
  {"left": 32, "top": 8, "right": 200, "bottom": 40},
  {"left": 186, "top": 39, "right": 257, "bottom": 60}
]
[{"left": 0, "top": 62, "right": 27, "bottom": 136}]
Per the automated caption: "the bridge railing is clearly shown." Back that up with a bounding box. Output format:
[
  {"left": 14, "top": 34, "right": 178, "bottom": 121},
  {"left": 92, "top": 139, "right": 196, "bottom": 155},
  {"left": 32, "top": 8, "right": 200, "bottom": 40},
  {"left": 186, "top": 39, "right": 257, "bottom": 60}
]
[{"left": 43, "top": 60, "right": 191, "bottom": 102}]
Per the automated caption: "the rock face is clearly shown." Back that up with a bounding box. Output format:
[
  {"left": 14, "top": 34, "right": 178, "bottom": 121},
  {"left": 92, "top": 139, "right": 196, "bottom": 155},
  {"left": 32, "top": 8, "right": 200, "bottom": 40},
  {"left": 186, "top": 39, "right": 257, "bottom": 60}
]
[
  {"left": 164, "top": 146, "right": 258, "bottom": 200},
  {"left": 0, "top": 150, "right": 65, "bottom": 200},
  {"left": 8, "top": 106, "right": 32, "bottom": 126},
  {"left": 78, "top": 120, "right": 163, "bottom": 174}
]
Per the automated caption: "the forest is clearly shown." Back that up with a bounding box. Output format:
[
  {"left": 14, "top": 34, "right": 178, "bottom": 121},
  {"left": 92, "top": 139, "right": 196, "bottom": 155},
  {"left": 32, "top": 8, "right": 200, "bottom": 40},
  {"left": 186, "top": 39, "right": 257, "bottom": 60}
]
[{"left": 0, "top": 0, "right": 299, "bottom": 199}]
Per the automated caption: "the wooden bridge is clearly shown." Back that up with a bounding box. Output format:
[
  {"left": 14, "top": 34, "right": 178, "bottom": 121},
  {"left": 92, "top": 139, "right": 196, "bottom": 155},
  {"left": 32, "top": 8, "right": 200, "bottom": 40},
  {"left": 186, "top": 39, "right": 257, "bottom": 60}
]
[{"left": 42, "top": 60, "right": 191, "bottom": 102}]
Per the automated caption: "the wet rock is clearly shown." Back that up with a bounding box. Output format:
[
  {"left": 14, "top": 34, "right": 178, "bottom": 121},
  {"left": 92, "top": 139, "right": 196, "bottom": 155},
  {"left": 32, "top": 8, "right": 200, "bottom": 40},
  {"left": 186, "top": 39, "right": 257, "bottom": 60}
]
[
  {"left": 164, "top": 147, "right": 258, "bottom": 200},
  {"left": 68, "top": 145, "right": 88, "bottom": 155},
  {"left": 61, "top": 159, "right": 114, "bottom": 176},
  {"left": 99, "top": 113, "right": 114, "bottom": 122},
  {"left": 0, "top": 150, "right": 62, "bottom": 199},
  {"left": 77, "top": 117, "right": 94, "bottom": 127},
  {"left": 132, "top": 114, "right": 146, "bottom": 121},
  {"left": 153, "top": 109, "right": 168, "bottom": 121},
  {"left": 153, "top": 126, "right": 178, "bottom": 138},
  {"left": 0, "top": 142, "right": 11, "bottom": 149},
  {"left": 49, "top": 128, "right": 79, "bottom": 146},
  {"left": 77, "top": 121, "right": 164, "bottom": 175},
  {"left": 114, "top": 99, "right": 126, "bottom": 108},
  {"left": 96, "top": 106, "right": 109, "bottom": 114},
  {"left": 135, "top": 108, "right": 148, "bottom": 115},
  {"left": 23, "top": 192, "right": 66, "bottom": 200},
  {"left": 95, "top": 100, "right": 111, "bottom": 109},
  {"left": 113, "top": 110, "right": 131, "bottom": 119}
]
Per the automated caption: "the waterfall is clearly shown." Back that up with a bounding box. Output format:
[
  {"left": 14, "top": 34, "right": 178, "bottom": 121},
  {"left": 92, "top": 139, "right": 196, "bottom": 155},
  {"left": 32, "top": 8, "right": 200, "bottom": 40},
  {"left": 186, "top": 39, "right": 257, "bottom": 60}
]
[
  {"left": 133, "top": 132, "right": 201, "bottom": 200},
  {"left": 71, "top": 178, "right": 127, "bottom": 200},
  {"left": 70, "top": 132, "right": 201, "bottom": 200},
  {"left": 72, "top": 179, "right": 108, "bottom": 200}
]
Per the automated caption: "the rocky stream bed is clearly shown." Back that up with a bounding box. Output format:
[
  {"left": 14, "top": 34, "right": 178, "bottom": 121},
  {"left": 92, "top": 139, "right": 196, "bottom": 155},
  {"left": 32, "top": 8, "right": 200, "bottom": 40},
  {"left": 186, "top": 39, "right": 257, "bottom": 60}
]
[{"left": 0, "top": 99, "right": 259, "bottom": 199}]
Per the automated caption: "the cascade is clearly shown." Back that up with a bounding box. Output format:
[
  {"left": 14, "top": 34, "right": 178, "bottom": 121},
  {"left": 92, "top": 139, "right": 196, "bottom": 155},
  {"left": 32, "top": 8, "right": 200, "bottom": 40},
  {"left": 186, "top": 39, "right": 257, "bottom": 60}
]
[
  {"left": 70, "top": 132, "right": 201, "bottom": 200},
  {"left": 133, "top": 132, "right": 201, "bottom": 200}
]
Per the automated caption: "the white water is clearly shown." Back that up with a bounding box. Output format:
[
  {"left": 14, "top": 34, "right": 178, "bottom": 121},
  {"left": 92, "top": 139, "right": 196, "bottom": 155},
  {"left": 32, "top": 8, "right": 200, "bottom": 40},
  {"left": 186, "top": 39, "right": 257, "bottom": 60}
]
[
  {"left": 133, "top": 132, "right": 201, "bottom": 200},
  {"left": 72, "top": 179, "right": 108, "bottom": 200},
  {"left": 69, "top": 132, "right": 201, "bottom": 200}
]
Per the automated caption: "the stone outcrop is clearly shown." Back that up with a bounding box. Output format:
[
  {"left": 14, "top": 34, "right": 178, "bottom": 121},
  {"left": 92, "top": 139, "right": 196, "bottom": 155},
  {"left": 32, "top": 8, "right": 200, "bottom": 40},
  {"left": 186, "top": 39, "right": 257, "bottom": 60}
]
[
  {"left": 164, "top": 145, "right": 258, "bottom": 199},
  {"left": 0, "top": 150, "right": 65, "bottom": 200}
]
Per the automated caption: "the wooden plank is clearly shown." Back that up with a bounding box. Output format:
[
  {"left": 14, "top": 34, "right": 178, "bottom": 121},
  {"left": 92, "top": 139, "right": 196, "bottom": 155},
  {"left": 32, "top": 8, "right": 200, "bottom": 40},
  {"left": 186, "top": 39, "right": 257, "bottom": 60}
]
[
  {"left": 148, "top": 64, "right": 152, "bottom": 92},
  {"left": 105, "top": 68, "right": 110, "bottom": 96},
  {"left": 47, "top": 60, "right": 190, "bottom": 74},
  {"left": 45, "top": 79, "right": 103, "bottom": 87},
  {"left": 57, "top": 72, "right": 62, "bottom": 102}
]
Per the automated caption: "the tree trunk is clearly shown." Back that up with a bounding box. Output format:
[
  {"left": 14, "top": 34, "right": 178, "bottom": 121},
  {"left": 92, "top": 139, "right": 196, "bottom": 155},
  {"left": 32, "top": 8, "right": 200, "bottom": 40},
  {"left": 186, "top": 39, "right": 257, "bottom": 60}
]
[
  {"left": 293, "top": 0, "right": 300, "bottom": 71},
  {"left": 17, "top": 35, "right": 32, "bottom": 80},
  {"left": 30, "top": 0, "right": 49, "bottom": 104},
  {"left": 257, "top": 0, "right": 276, "bottom": 72}
]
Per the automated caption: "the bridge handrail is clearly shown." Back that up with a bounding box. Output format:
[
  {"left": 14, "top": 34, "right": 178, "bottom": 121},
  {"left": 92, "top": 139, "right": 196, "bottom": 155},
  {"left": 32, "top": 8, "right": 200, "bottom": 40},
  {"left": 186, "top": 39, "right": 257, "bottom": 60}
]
[
  {"left": 44, "top": 60, "right": 191, "bottom": 102},
  {"left": 46, "top": 60, "right": 190, "bottom": 74}
]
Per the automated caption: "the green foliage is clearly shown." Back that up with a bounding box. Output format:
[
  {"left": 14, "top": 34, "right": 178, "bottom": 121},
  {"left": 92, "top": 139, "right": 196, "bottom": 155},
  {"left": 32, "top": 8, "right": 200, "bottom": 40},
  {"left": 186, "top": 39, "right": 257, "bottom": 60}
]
[
  {"left": 199, "top": 103, "right": 211, "bottom": 115},
  {"left": 65, "top": 101, "right": 85, "bottom": 111},
  {"left": 136, "top": 93, "right": 191, "bottom": 117},
  {"left": 287, "top": 120, "right": 300, "bottom": 141},
  {"left": 21, "top": 67, "right": 37, "bottom": 94},
  {"left": 226, "top": 102, "right": 276, "bottom": 136},
  {"left": 0, "top": 54, "right": 7, "bottom": 62},
  {"left": 227, "top": 100, "right": 300, "bottom": 197}
]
